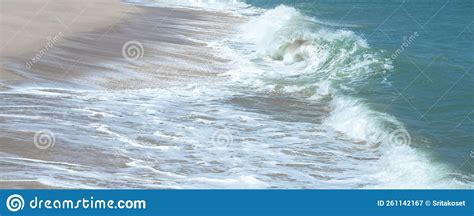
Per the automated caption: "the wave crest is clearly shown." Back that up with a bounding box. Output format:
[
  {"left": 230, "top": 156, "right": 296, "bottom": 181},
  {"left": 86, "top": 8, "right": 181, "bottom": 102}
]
[{"left": 226, "top": 5, "right": 453, "bottom": 187}]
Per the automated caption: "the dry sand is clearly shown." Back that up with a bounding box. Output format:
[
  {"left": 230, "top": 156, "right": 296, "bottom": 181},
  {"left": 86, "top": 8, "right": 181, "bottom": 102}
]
[
  {"left": 0, "top": 0, "right": 136, "bottom": 82},
  {"left": 0, "top": 0, "right": 240, "bottom": 89},
  {"left": 0, "top": 0, "right": 133, "bottom": 57}
]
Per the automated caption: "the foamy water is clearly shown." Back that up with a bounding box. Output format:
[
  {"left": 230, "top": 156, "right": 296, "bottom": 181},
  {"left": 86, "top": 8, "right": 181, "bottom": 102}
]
[{"left": 0, "top": 1, "right": 472, "bottom": 188}]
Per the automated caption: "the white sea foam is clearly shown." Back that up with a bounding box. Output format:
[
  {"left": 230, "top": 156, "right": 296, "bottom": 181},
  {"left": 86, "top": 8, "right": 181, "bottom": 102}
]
[
  {"left": 222, "top": 5, "right": 454, "bottom": 188},
  {"left": 0, "top": 2, "right": 465, "bottom": 189},
  {"left": 124, "top": 0, "right": 256, "bottom": 15}
]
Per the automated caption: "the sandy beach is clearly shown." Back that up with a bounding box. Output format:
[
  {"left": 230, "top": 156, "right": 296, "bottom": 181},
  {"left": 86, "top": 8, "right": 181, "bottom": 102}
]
[
  {"left": 0, "top": 0, "right": 240, "bottom": 90},
  {"left": 0, "top": 0, "right": 136, "bottom": 188},
  {"left": 0, "top": 0, "right": 133, "bottom": 82},
  {"left": 1, "top": 0, "right": 471, "bottom": 190},
  {"left": 0, "top": 0, "right": 241, "bottom": 188}
]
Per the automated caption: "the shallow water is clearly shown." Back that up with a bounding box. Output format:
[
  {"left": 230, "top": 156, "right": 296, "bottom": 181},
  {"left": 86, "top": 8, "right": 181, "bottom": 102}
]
[{"left": 0, "top": 0, "right": 472, "bottom": 188}]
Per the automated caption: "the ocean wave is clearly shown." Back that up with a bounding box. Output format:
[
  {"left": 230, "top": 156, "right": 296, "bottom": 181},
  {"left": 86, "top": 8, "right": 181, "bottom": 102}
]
[
  {"left": 223, "top": 5, "right": 455, "bottom": 187},
  {"left": 2, "top": 2, "right": 468, "bottom": 189},
  {"left": 228, "top": 6, "right": 392, "bottom": 96}
]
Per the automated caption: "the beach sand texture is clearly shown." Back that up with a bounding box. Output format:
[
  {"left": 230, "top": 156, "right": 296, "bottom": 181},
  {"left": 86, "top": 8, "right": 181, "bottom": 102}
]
[
  {"left": 0, "top": 0, "right": 131, "bottom": 82},
  {"left": 0, "top": 0, "right": 242, "bottom": 188},
  {"left": 1, "top": 0, "right": 240, "bottom": 89},
  {"left": 1, "top": 0, "right": 471, "bottom": 189}
]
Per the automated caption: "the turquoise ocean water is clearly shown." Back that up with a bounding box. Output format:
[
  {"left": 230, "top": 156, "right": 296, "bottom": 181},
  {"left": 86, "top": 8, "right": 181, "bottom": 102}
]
[
  {"left": 245, "top": 0, "right": 473, "bottom": 178},
  {"left": 1, "top": 0, "right": 472, "bottom": 188}
]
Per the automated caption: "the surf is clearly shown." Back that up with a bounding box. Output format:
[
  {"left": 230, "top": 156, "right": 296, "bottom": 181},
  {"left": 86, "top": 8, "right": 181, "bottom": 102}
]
[{"left": 220, "top": 5, "right": 460, "bottom": 188}]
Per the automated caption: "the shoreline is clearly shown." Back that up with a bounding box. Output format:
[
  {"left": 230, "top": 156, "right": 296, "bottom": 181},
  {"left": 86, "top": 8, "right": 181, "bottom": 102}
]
[
  {"left": 0, "top": 1, "right": 242, "bottom": 90},
  {"left": 0, "top": 0, "right": 133, "bottom": 57},
  {"left": 0, "top": 1, "right": 243, "bottom": 189},
  {"left": 0, "top": 1, "right": 471, "bottom": 189},
  {"left": 0, "top": 0, "right": 137, "bottom": 188}
]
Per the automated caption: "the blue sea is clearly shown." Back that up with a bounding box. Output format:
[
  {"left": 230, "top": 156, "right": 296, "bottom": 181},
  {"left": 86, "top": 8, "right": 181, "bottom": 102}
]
[
  {"left": 239, "top": 0, "right": 474, "bottom": 186},
  {"left": 1, "top": 0, "right": 472, "bottom": 188}
]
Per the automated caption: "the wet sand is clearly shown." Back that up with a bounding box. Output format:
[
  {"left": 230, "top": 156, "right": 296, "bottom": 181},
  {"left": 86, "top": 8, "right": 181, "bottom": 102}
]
[
  {"left": 0, "top": 1, "right": 243, "bottom": 188},
  {"left": 0, "top": 0, "right": 133, "bottom": 83},
  {"left": 0, "top": 0, "right": 135, "bottom": 188},
  {"left": 0, "top": 0, "right": 242, "bottom": 90}
]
